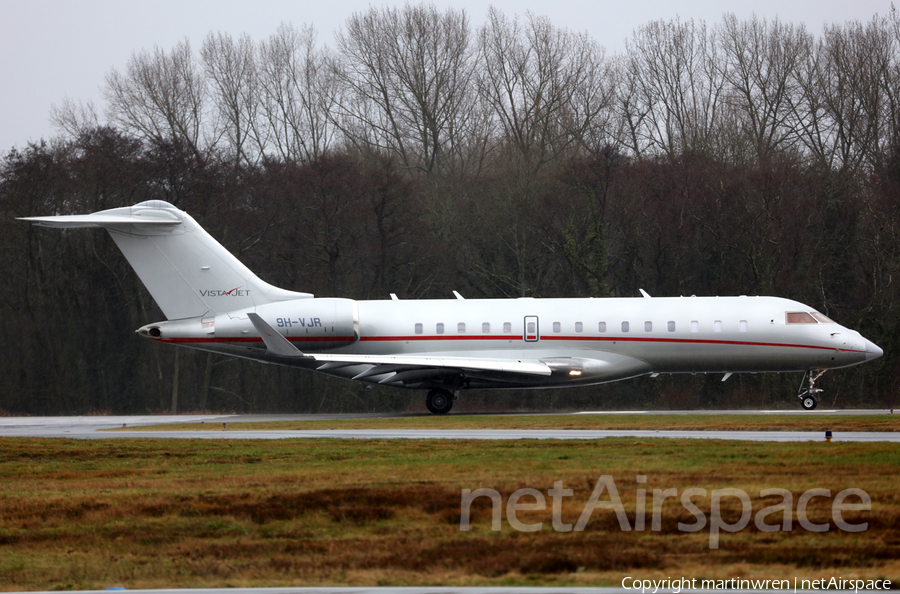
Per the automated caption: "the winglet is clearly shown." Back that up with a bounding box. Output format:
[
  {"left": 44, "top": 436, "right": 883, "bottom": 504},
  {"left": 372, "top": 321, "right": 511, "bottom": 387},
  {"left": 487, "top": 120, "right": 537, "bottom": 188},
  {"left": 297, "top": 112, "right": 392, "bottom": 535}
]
[{"left": 247, "top": 313, "right": 309, "bottom": 358}]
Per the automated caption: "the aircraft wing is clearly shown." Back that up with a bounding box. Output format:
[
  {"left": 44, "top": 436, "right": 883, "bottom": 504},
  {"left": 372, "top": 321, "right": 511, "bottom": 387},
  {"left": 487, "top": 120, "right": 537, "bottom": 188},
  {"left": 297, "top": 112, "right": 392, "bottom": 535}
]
[
  {"left": 301, "top": 351, "right": 651, "bottom": 388},
  {"left": 246, "top": 313, "right": 650, "bottom": 387},
  {"left": 308, "top": 353, "right": 552, "bottom": 377},
  {"left": 246, "top": 312, "right": 552, "bottom": 383}
]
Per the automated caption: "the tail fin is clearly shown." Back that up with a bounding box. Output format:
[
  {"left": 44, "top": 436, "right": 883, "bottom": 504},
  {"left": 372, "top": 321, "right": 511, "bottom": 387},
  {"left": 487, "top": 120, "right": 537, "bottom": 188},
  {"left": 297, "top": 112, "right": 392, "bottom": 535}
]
[{"left": 21, "top": 200, "right": 311, "bottom": 319}]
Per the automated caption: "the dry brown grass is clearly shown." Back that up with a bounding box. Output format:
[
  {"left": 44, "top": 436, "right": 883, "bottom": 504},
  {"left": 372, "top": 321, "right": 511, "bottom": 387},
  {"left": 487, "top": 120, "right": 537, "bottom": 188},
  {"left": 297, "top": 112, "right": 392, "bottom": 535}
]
[{"left": 0, "top": 437, "right": 897, "bottom": 589}]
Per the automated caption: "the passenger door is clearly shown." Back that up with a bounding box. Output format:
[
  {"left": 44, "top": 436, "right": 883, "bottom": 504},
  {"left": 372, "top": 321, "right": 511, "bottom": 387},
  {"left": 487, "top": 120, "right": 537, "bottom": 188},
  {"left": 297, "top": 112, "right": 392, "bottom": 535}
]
[{"left": 524, "top": 316, "right": 539, "bottom": 342}]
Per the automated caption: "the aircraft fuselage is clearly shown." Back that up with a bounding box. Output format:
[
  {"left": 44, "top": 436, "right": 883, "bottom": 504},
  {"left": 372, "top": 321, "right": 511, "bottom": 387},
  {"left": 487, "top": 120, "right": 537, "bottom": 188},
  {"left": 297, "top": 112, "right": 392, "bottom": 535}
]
[{"left": 141, "top": 295, "right": 879, "bottom": 390}]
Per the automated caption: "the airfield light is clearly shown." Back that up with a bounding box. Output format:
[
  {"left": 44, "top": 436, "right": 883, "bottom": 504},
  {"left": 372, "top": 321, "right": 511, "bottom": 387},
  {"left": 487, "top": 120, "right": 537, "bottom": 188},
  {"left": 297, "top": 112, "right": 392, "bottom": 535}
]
[{"left": 825, "top": 429, "right": 833, "bottom": 442}]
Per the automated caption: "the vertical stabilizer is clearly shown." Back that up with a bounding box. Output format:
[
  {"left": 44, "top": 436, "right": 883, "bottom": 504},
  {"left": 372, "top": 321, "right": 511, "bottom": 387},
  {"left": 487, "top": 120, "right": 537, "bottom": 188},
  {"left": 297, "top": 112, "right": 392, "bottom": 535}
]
[{"left": 21, "top": 200, "right": 311, "bottom": 319}]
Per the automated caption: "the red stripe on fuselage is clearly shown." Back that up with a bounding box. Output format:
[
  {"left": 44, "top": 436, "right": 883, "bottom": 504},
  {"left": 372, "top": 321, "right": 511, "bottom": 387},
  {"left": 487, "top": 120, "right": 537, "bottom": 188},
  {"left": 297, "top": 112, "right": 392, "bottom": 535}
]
[
  {"left": 154, "top": 333, "right": 864, "bottom": 353},
  {"left": 359, "top": 335, "right": 512, "bottom": 341},
  {"left": 157, "top": 336, "right": 357, "bottom": 344},
  {"left": 356, "top": 334, "right": 863, "bottom": 353}
]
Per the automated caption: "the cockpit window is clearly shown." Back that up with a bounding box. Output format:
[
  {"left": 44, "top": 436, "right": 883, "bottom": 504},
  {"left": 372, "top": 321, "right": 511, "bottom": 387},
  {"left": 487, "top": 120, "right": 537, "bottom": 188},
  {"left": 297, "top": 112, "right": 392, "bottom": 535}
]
[
  {"left": 786, "top": 312, "right": 817, "bottom": 324},
  {"left": 811, "top": 312, "right": 835, "bottom": 324}
]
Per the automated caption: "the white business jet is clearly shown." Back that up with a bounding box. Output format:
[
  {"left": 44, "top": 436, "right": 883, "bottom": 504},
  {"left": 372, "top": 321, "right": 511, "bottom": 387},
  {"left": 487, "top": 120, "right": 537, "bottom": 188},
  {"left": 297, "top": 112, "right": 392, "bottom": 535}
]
[{"left": 22, "top": 200, "right": 882, "bottom": 414}]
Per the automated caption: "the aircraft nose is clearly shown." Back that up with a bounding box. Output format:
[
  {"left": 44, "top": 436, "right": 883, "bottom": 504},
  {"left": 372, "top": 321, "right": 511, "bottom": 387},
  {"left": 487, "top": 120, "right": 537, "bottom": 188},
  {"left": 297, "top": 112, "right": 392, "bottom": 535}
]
[{"left": 865, "top": 339, "right": 883, "bottom": 362}]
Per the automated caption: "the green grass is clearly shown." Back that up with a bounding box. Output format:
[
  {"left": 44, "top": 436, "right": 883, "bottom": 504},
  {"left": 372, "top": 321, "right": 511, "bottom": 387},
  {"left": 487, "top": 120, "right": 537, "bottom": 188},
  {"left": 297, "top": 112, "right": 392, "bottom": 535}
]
[
  {"left": 0, "top": 437, "right": 897, "bottom": 589},
  {"left": 108, "top": 413, "right": 900, "bottom": 432}
]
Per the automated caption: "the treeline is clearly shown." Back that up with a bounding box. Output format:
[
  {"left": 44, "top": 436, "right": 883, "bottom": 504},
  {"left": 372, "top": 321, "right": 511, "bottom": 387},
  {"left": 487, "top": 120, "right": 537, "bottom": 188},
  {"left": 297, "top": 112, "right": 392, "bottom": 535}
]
[{"left": 2, "top": 5, "right": 899, "bottom": 414}]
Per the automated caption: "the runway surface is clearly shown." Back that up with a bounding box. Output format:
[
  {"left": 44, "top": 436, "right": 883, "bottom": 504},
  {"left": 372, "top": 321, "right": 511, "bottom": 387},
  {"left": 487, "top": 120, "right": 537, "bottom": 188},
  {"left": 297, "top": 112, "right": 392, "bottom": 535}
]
[{"left": 0, "top": 410, "right": 896, "bottom": 441}]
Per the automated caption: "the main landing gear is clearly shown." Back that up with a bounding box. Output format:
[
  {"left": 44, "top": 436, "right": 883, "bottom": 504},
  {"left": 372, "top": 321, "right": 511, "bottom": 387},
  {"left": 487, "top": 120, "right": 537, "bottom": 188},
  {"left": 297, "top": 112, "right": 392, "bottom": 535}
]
[
  {"left": 426, "top": 388, "right": 455, "bottom": 415},
  {"left": 797, "top": 370, "right": 826, "bottom": 410}
]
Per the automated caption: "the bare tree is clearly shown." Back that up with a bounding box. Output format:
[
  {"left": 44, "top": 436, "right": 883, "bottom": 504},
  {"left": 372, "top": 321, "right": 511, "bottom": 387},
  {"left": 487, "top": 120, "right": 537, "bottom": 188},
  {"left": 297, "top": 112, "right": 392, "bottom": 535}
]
[
  {"left": 620, "top": 18, "right": 727, "bottom": 157},
  {"left": 788, "top": 17, "right": 896, "bottom": 174},
  {"left": 201, "top": 32, "right": 264, "bottom": 165},
  {"left": 785, "top": 31, "right": 830, "bottom": 167},
  {"left": 717, "top": 14, "right": 810, "bottom": 162},
  {"left": 478, "top": 8, "right": 612, "bottom": 174},
  {"left": 332, "top": 4, "right": 478, "bottom": 174},
  {"left": 258, "top": 23, "right": 336, "bottom": 163},
  {"left": 50, "top": 97, "right": 101, "bottom": 139},
  {"left": 859, "top": 13, "right": 900, "bottom": 172},
  {"left": 103, "top": 39, "right": 207, "bottom": 157},
  {"left": 886, "top": 6, "right": 900, "bottom": 160}
]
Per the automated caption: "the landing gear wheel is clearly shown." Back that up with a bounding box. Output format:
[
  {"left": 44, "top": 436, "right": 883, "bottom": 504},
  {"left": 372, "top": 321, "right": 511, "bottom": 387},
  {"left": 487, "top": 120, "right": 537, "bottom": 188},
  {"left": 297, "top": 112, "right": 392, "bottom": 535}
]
[
  {"left": 797, "top": 370, "right": 825, "bottom": 411},
  {"left": 426, "top": 389, "right": 454, "bottom": 415}
]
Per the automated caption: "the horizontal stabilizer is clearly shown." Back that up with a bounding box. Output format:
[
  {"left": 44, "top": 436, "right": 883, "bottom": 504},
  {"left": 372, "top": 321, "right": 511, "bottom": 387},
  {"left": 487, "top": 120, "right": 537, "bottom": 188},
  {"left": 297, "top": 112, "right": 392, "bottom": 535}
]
[{"left": 19, "top": 213, "right": 180, "bottom": 228}]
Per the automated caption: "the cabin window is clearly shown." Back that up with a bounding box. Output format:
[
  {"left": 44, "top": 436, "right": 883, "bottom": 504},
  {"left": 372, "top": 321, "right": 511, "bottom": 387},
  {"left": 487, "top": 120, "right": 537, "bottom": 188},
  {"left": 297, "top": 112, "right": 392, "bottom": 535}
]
[
  {"left": 415, "top": 323, "right": 423, "bottom": 335},
  {"left": 714, "top": 320, "right": 722, "bottom": 332},
  {"left": 458, "top": 322, "right": 466, "bottom": 333},
  {"left": 621, "top": 321, "right": 630, "bottom": 333},
  {"left": 691, "top": 321, "right": 699, "bottom": 333},
  {"left": 644, "top": 321, "right": 652, "bottom": 332},
  {"left": 482, "top": 322, "right": 490, "bottom": 333},
  {"left": 787, "top": 312, "right": 817, "bottom": 324},
  {"left": 436, "top": 323, "right": 444, "bottom": 334},
  {"left": 667, "top": 321, "right": 676, "bottom": 332},
  {"left": 739, "top": 320, "right": 748, "bottom": 332},
  {"left": 553, "top": 322, "right": 561, "bottom": 333},
  {"left": 812, "top": 312, "right": 835, "bottom": 324},
  {"left": 575, "top": 322, "right": 583, "bottom": 333},
  {"left": 598, "top": 322, "right": 607, "bottom": 333},
  {"left": 503, "top": 322, "right": 512, "bottom": 333},
  {"left": 527, "top": 321, "right": 536, "bottom": 334}
]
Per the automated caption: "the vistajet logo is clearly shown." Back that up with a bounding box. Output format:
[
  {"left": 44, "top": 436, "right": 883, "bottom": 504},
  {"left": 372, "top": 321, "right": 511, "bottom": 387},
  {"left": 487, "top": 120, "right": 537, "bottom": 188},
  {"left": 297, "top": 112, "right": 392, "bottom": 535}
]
[{"left": 199, "top": 287, "right": 251, "bottom": 297}]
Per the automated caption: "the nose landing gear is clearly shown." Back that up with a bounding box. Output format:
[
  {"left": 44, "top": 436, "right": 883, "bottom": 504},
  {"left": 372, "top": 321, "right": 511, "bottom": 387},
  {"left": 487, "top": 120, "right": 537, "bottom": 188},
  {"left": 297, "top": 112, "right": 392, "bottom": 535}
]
[{"left": 797, "top": 370, "right": 826, "bottom": 410}]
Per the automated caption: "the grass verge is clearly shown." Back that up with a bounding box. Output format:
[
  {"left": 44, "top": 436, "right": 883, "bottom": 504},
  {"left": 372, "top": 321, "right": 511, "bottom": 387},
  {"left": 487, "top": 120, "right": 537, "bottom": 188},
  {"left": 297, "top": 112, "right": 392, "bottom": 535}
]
[
  {"left": 0, "top": 437, "right": 897, "bottom": 589},
  {"left": 107, "top": 413, "right": 900, "bottom": 432}
]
